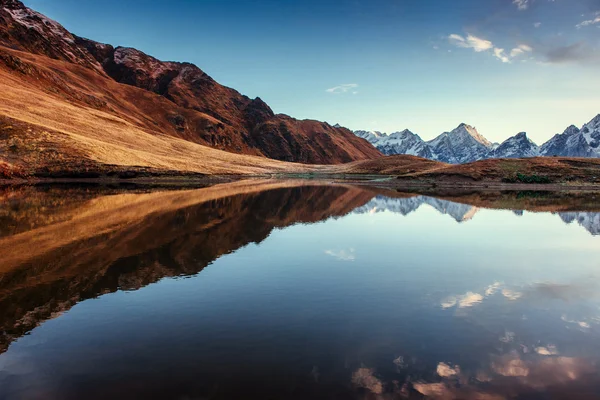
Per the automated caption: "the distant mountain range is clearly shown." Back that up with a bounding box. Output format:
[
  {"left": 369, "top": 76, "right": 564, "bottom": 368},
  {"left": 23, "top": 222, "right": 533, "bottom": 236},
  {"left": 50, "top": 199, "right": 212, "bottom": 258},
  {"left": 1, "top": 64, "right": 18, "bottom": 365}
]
[{"left": 354, "top": 114, "right": 600, "bottom": 163}]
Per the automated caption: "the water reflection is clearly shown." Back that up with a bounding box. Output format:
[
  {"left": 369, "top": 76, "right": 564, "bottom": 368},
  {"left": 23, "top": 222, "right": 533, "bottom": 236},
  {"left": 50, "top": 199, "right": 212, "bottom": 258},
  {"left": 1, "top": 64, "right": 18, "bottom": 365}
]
[
  {"left": 0, "top": 182, "right": 372, "bottom": 354},
  {"left": 353, "top": 195, "right": 479, "bottom": 222},
  {"left": 354, "top": 194, "right": 600, "bottom": 235},
  {"left": 0, "top": 182, "right": 599, "bottom": 399}
]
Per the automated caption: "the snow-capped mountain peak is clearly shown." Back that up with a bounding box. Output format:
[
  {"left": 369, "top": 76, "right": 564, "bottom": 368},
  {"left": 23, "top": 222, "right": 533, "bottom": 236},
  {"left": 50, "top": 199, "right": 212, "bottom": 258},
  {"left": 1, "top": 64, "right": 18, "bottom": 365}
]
[
  {"left": 425, "top": 123, "right": 493, "bottom": 164},
  {"left": 450, "top": 123, "right": 493, "bottom": 148},
  {"left": 354, "top": 113, "right": 600, "bottom": 163},
  {"left": 540, "top": 117, "right": 600, "bottom": 158},
  {"left": 372, "top": 129, "right": 433, "bottom": 158},
  {"left": 491, "top": 132, "right": 540, "bottom": 159},
  {"left": 581, "top": 114, "right": 600, "bottom": 150},
  {"left": 354, "top": 130, "right": 388, "bottom": 145}
]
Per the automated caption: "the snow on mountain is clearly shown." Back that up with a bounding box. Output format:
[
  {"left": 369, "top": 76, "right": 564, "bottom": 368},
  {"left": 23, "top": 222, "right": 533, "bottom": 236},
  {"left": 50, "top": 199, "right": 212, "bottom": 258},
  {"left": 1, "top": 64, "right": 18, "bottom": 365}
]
[
  {"left": 376, "top": 129, "right": 434, "bottom": 158},
  {"left": 580, "top": 114, "right": 600, "bottom": 155},
  {"left": 490, "top": 132, "right": 540, "bottom": 159},
  {"left": 354, "top": 114, "right": 600, "bottom": 163},
  {"left": 353, "top": 123, "right": 493, "bottom": 163},
  {"left": 426, "top": 123, "right": 493, "bottom": 164},
  {"left": 540, "top": 125, "right": 595, "bottom": 158},
  {"left": 354, "top": 130, "right": 387, "bottom": 145}
]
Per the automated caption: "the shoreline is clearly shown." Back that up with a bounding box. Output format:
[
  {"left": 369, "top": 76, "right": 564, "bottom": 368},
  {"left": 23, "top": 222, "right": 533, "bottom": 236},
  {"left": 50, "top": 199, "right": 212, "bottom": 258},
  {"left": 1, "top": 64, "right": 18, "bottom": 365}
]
[{"left": 3, "top": 173, "right": 600, "bottom": 192}]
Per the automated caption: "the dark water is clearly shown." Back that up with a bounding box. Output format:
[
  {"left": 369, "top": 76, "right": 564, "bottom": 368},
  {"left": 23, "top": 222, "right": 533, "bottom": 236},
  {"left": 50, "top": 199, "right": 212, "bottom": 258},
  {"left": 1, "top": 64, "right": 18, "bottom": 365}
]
[{"left": 1, "top": 183, "right": 600, "bottom": 399}]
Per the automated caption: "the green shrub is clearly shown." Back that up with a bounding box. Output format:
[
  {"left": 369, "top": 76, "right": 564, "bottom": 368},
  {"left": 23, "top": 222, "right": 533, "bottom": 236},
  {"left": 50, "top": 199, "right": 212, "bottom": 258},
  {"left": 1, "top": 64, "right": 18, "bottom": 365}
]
[{"left": 503, "top": 173, "right": 551, "bottom": 184}]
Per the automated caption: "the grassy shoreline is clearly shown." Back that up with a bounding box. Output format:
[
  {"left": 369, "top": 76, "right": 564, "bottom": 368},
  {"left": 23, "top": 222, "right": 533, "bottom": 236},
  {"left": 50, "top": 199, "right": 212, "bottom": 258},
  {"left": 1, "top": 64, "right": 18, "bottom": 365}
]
[{"left": 3, "top": 173, "right": 600, "bottom": 192}]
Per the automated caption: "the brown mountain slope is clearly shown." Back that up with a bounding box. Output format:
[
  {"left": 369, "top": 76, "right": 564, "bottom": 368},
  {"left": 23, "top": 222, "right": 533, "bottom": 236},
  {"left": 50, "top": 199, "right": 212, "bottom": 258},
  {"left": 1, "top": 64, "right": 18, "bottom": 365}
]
[{"left": 0, "top": 0, "right": 380, "bottom": 165}]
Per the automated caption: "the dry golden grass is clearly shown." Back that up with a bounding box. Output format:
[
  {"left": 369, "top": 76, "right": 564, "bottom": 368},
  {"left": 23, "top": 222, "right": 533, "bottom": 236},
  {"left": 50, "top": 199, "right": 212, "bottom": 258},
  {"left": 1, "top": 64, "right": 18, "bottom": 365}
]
[
  {"left": 0, "top": 68, "right": 325, "bottom": 175},
  {"left": 330, "top": 154, "right": 447, "bottom": 175},
  {"left": 1, "top": 47, "right": 599, "bottom": 183}
]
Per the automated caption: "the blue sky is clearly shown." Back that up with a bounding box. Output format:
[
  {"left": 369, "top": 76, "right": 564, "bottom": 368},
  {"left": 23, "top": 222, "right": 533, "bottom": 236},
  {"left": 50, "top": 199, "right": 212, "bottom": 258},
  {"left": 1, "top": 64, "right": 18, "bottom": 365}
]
[{"left": 25, "top": 0, "right": 600, "bottom": 143}]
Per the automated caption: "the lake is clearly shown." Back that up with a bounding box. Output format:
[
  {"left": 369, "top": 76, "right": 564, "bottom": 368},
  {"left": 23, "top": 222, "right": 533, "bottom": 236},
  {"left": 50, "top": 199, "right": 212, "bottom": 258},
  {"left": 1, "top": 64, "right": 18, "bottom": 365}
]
[{"left": 1, "top": 181, "right": 600, "bottom": 399}]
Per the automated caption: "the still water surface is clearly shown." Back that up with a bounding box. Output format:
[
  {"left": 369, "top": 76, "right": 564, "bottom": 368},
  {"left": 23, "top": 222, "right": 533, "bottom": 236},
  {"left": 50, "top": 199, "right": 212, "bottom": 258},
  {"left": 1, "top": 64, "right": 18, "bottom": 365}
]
[{"left": 1, "top": 183, "right": 600, "bottom": 399}]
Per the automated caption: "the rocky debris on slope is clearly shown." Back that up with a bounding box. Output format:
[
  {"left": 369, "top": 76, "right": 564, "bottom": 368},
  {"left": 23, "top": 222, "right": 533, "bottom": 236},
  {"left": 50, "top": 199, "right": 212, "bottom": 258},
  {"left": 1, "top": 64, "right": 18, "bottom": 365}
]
[{"left": 0, "top": 0, "right": 103, "bottom": 71}]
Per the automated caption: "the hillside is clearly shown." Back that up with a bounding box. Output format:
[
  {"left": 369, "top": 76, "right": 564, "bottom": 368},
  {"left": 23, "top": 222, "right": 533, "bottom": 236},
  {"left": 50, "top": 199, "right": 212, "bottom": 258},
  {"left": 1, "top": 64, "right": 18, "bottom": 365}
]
[
  {"left": 0, "top": 0, "right": 380, "bottom": 178},
  {"left": 1, "top": 0, "right": 599, "bottom": 185},
  {"left": 337, "top": 155, "right": 600, "bottom": 185}
]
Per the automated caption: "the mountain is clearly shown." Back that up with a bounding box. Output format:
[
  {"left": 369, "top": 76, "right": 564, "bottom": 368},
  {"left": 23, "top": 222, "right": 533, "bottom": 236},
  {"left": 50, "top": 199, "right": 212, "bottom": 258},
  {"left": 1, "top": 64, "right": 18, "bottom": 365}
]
[
  {"left": 490, "top": 132, "right": 540, "bottom": 159},
  {"left": 355, "top": 123, "right": 493, "bottom": 163},
  {"left": 0, "top": 0, "right": 380, "bottom": 176},
  {"left": 540, "top": 116, "right": 600, "bottom": 158},
  {"left": 374, "top": 129, "right": 434, "bottom": 159},
  {"left": 426, "top": 123, "right": 493, "bottom": 164},
  {"left": 354, "top": 130, "right": 388, "bottom": 145},
  {"left": 354, "top": 115, "right": 600, "bottom": 163}
]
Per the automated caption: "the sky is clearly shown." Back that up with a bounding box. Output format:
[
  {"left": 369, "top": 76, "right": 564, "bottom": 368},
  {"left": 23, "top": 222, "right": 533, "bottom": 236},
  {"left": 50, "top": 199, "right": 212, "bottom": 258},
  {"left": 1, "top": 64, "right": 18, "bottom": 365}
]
[{"left": 24, "top": 0, "right": 600, "bottom": 144}]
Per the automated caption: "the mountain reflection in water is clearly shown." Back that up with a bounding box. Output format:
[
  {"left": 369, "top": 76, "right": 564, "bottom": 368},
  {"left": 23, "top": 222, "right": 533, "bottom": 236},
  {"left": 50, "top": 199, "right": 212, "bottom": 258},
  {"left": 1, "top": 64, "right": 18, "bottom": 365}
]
[
  {"left": 354, "top": 195, "right": 600, "bottom": 234},
  {"left": 0, "top": 181, "right": 599, "bottom": 400}
]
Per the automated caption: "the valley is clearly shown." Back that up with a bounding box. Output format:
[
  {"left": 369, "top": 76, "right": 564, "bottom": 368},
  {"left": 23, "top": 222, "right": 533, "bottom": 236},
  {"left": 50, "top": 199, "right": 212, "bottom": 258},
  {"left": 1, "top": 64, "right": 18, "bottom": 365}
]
[{"left": 0, "top": 0, "right": 599, "bottom": 189}]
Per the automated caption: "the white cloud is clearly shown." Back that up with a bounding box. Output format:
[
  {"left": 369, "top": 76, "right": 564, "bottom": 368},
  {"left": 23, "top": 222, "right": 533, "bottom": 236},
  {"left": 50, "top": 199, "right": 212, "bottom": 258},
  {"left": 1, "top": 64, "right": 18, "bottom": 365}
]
[
  {"left": 324, "top": 248, "right": 355, "bottom": 261},
  {"left": 326, "top": 83, "right": 358, "bottom": 94},
  {"left": 494, "top": 48, "right": 511, "bottom": 63},
  {"left": 437, "top": 362, "right": 460, "bottom": 377},
  {"left": 576, "top": 12, "right": 600, "bottom": 29},
  {"left": 485, "top": 282, "right": 502, "bottom": 296},
  {"left": 535, "top": 345, "right": 559, "bottom": 356},
  {"left": 534, "top": 22, "right": 542, "bottom": 28},
  {"left": 502, "top": 288, "right": 523, "bottom": 300},
  {"left": 448, "top": 34, "right": 493, "bottom": 52},
  {"left": 510, "top": 44, "right": 533, "bottom": 57},
  {"left": 441, "top": 292, "right": 484, "bottom": 309},
  {"left": 513, "top": 0, "right": 532, "bottom": 10},
  {"left": 448, "top": 33, "right": 533, "bottom": 64}
]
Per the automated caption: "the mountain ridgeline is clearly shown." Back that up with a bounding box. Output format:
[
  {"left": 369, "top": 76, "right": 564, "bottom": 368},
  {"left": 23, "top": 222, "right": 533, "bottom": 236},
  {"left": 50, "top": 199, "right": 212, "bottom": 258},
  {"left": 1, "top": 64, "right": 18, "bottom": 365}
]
[
  {"left": 355, "top": 114, "right": 600, "bottom": 164},
  {"left": 0, "top": 0, "right": 380, "bottom": 165}
]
